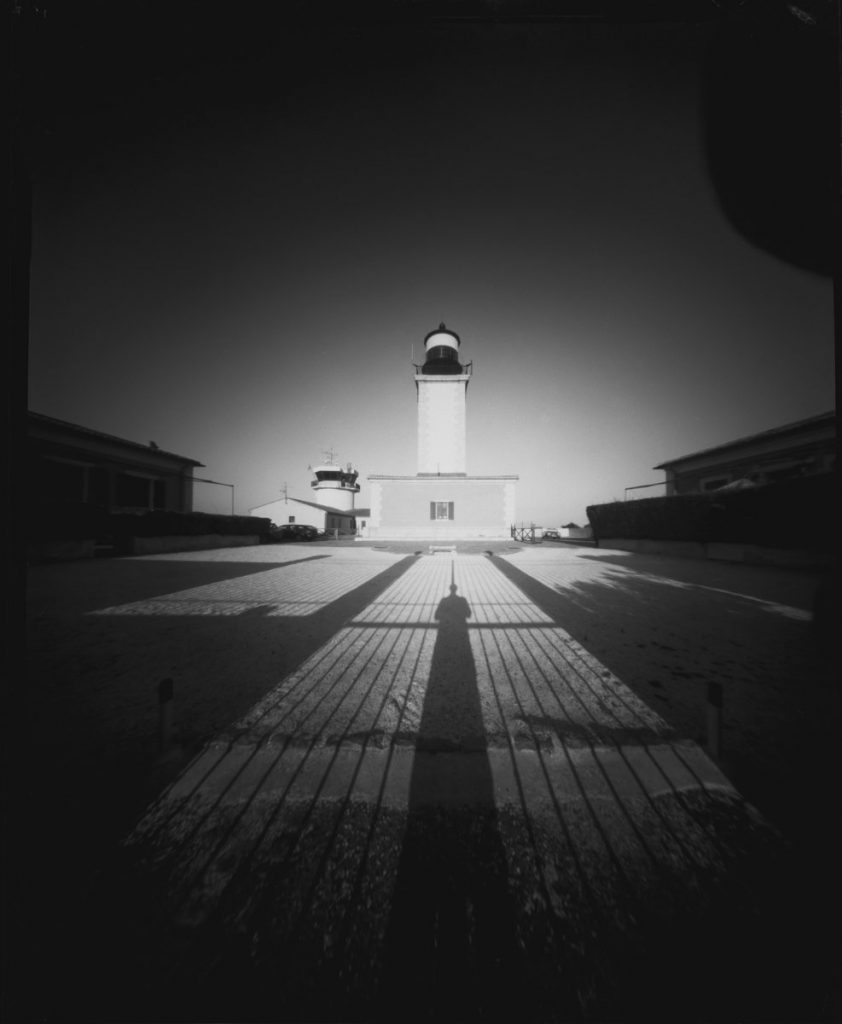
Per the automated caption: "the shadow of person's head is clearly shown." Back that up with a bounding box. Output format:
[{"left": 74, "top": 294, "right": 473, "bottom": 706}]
[{"left": 436, "top": 583, "right": 471, "bottom": 625}]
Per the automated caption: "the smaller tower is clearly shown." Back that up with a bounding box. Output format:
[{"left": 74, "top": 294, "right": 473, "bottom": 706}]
[{"left": 310, "top": 456, "right": 360, "bottom": 511}]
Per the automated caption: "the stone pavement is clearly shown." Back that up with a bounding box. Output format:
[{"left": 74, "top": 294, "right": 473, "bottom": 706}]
[{"left": 104, "top": 549, "right": 807, "bottom": 1021}]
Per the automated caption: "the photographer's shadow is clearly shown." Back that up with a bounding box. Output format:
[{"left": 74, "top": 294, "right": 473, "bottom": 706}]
[{"left": 379, "top": 570, "right": 524, "bottom": 1019}]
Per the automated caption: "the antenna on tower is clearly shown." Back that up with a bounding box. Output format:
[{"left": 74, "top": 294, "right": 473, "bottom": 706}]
[{"left": 280, "top": 482, "right": 289, "bottom": 503}]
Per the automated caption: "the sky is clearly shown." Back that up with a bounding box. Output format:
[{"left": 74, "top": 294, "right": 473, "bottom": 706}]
[{"left": 22, "top": 3, "right": 836, "bottom": 526}]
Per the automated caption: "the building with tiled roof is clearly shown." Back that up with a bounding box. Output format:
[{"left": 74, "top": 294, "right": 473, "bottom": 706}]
[
  {"left": 28, "top": 411, "right": 204, "bottom": 512},
  {"left": 654, "top": 411, "right": 835, "bottom": 495}
]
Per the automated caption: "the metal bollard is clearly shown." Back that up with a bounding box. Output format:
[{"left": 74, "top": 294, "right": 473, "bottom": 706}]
[
  {"left": 706, "top": 680, "right": 723, "bottom": 762},
  {"left": 158, "top": 677, "right": 174, "bottom": 753}
]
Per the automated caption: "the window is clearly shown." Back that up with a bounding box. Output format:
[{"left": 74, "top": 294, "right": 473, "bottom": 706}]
[
  {"left": 430, "top": 501, "right": 455, "bottom": 520},
  {"left": 88, "top": 467, "right": 109, "bottom": 507},
  {"left": 701, "top": 477, "right": 730, "bottom": 492},
  {"left": 288, "top": 515, "right": 296, "bottom": 523},
  {"left": 767, "top": 463, "right": 811, "bottom": 483},
  {"left": 39, "top": 458, "right": 87, "bottom": 502},
  {"left": 114, "top": 472, "right": 165, "bottom": 509},
  {"left": 115, "top": 473, "right": 151, "bottom": 508}
]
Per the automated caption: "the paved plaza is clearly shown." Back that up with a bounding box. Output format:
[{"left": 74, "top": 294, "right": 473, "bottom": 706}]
[{"left": 17, "top": 543, "right": 839, "bottom": 1021}]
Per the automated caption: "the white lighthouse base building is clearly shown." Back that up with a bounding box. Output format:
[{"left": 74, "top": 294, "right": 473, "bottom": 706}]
[{"left": 366, "top": 474, "right": 517, "bottom": 541}]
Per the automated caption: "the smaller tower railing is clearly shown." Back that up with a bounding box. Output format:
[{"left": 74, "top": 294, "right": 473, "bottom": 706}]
[{"left": 311, "top": 479, "right": 360, "bottom": 490}]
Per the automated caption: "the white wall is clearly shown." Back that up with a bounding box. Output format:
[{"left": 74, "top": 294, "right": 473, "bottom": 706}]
[
  {"left": 248, "top": 498, "right": 325, "bottom": 529},
  {"left": 416, "top": 376, "right": 468, "bottom": 474},
  {"left": 312, "top": 481, "right": 356, "bottom": 511}
]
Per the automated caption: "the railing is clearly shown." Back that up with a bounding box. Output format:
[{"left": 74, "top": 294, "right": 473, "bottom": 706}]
[
  {"left": 193, "top": 475, "right": 235, "bottom": 515},
  {"left": 623, "top": 481, "right": 667, "bottom": 500},
  {"left": 412, "top": 361, "right": 473, "bottom": 375},
  {"left": 511, "top": 524, "right": 540, "bottom": 543}
]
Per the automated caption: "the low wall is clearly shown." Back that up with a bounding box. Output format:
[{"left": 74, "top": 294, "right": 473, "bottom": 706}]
[
  {"left": 598, "top": 538, "right": 831, "bottom": 570},
  {"left": 367, "top": 527, "right": 511, "bottom": 540}
]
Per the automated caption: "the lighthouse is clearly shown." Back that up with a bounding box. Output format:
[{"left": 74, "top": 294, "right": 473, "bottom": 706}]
[
  {"left": 367, "top": 324, "right": 518, "bottom": 540},
  {"left": 415, "top": 323, "right": 471, "bottom": 475}
]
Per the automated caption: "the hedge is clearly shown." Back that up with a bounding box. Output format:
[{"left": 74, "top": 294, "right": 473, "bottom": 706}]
[
  {"left": 587, "top": 472, "right": 836, "bottom": 549},
  {"left": 27, "top": 503, "right": 273, "bottom": 543},
  {"left": 107, "top": 510, "right": 273, "bottom": 540}
]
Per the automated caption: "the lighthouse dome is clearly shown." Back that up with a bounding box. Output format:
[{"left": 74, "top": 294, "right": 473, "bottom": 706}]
[
  {"left": 423, "top": 322, "right": 460, "bottom": 353},
  {"left": 421, "top": 322, "right": 463, "bottom": 375}
]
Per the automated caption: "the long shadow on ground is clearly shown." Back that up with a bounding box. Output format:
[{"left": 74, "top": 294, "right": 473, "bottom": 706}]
[
  {"left": 492, "top": 553, "right": 841, "bottom": 1020},
  {"left": 11, "top": 553, "right": 420, "bottom": 1024},
  {"left": 376, "top": 573, "right": 528, "bottom": 1020}
]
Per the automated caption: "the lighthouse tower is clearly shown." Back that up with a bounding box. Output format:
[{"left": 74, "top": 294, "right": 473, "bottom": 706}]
[
  {"left": 366, "top": 323, "right": 517, "bottom": 540},
  {"left": 310, "top": 457, "right": 360, "bottom": 510},
  {"left": 415, "top": 323, "right": 471, "bottom": 475}
]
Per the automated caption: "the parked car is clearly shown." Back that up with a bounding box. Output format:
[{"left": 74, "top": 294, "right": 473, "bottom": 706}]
[
  {"left": 270, "top": 523, "right": 319, "bottom": 542},
  {"left": 543, "top": 528, "right": 560, "bottom": 539}
]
